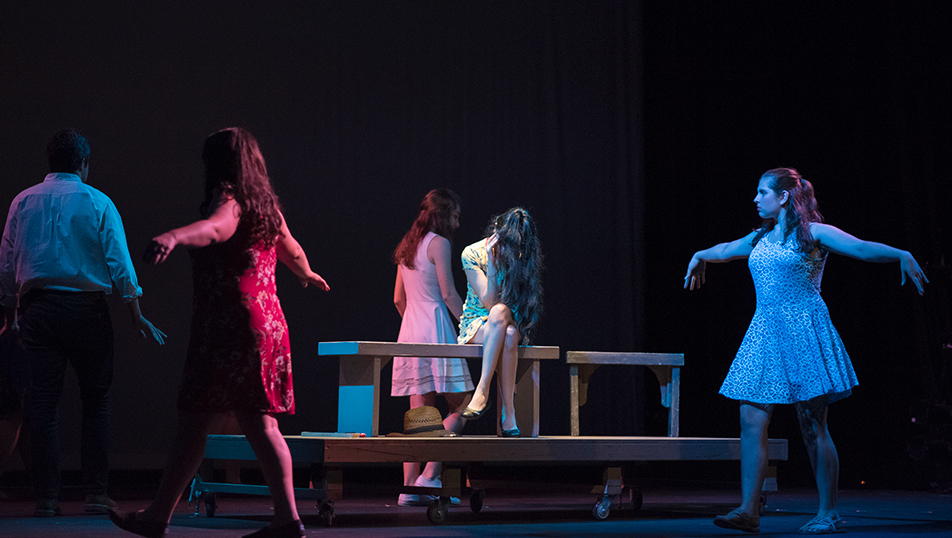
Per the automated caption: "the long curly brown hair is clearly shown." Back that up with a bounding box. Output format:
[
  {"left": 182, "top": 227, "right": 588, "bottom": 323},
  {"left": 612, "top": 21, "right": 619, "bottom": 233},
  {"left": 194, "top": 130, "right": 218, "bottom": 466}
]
[
  {"left": 485, "top": 207, "right": 544, "bottom": 344},
  {"left": 393, "top": 189, "right": 461, "bottom": 270},
  {"left": 200, "top": 127, "right": 283, "bottom": 246},
  {"left": 751, "top": 168, "right": 823, "bottom": 252}
]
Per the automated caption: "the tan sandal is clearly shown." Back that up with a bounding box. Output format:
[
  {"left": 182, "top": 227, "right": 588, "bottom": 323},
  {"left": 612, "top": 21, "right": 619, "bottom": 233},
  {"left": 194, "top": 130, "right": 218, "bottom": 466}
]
[
  {"left": 797, "top": 515, "right": 843, "bottom": 534},
  {"left": 714, "top": 508, "right": 760, "bottom": 533}
]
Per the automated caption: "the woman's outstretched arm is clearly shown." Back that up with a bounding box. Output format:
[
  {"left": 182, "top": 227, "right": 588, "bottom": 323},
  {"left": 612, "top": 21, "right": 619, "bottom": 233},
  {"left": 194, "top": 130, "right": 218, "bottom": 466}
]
[
  {"left": 144, "top": 195, "right": 241, "bottom": 264},
  {"left": 810, "top": 222, "right": 928, "bottom": 295},
  {"left": 684, "top": 231, "right": 758, "bottom": 290},
  {"left": 275, "top": 211, "right": 330, "bottom": 291}
]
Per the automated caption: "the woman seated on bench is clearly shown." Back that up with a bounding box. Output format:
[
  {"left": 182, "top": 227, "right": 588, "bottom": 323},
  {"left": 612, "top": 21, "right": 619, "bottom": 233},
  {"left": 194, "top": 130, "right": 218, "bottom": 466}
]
[{"left": 458, "top": 207, "right": 543, "bottom": 437}]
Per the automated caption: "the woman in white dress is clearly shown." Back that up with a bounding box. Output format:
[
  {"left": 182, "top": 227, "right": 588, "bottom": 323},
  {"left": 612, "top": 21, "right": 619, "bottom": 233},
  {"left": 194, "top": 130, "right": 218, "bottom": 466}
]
[
  {"left": 392, "top": 189, "right": 473, "bottom": 506},
  {"left": 684, "top": 168, "right": 927, "bottom": 534}
]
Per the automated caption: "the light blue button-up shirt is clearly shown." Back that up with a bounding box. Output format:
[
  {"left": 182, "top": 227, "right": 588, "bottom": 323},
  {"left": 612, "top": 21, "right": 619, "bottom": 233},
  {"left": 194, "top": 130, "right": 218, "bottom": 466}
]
[{"left": 0, "top": 173, "right": 142, "bottom": 308}]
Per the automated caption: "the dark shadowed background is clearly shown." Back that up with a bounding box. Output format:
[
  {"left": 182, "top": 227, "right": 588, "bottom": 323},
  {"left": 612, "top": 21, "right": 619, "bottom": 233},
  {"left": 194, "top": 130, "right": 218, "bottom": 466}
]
[{"left": 1, "top": 1, "right": 950, "bottom": 491}]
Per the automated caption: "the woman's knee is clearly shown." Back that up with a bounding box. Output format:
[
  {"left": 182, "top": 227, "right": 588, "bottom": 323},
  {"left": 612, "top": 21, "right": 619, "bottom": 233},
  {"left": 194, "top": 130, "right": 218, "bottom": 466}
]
[
  {"left": 487, "top": 304, "right": 514, "bottom": 326},
  {"left": 739, "top": 402, "right": 772, "bottom": 431},
  {"left": 504, "top": 325, "right": 520, "bottom": 349}
]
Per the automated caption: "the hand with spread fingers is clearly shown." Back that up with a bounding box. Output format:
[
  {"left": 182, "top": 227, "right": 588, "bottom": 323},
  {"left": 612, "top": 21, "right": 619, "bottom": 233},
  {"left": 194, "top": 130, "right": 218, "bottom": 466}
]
[
  {"left": 684, "top": 257, "right": 706, "bottom": 290},
  {"left": 900, "top": 252, "right": 928, "bottom": 295}
]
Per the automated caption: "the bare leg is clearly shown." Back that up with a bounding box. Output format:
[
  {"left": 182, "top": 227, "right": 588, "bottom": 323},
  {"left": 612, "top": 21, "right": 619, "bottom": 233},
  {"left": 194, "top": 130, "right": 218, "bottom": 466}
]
[
  {"left": 142, "top": 412, "right": 224, "bottom": 523},
  {"left": 498, "top": 325, "right": 520, "bottom": 431},
  {"left": 441, "top": 391, "right": 471, "bottom": 435},
  {"left": 404, "top": 392, "right": 436, "bottom": 485},
  {"left": 795, "top": 396, "right": 838, "bottom": 519},
  {"left": 419, "top": 391, "right": 471, "bottom": 481},
  {"left": 466, "top": 304, "right": 516, "bottom": 414},
  {"left": 738, "top": 402, "right": 773, "bottom": 517},
  {"left": 234, "top": 412, "right": 300, "bottom": 527}
]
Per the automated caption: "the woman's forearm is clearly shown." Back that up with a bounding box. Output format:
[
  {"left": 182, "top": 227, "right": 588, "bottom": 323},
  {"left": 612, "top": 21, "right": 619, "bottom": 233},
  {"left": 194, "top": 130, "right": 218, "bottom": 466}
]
[
  {"left": 478, "top": 269, "right": 501, "bottom": 309},
  {"left": 445, "top": 291, "right": 463, "bottom": 320},
  {"left": 276, "top": 239, "right": 313, "bottom": 278},
  {"left": 163, "top": 220, "right": 227, "bottom": 249},
  {"left": 694, "top": 244, "right": 730, "bottom": 263},
  {"left": 854, "top": 241, "right": 907, "bottom": 263}
]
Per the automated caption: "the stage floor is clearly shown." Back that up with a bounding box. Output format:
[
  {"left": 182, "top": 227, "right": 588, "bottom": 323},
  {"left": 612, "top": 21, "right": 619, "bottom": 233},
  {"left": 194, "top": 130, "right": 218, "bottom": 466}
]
[{"left": 1, "top": 483, "right": 950, "bottom": 537}]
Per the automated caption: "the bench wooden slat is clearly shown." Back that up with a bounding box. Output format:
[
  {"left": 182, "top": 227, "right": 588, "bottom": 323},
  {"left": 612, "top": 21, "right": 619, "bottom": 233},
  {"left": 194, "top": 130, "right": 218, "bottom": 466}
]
[
  {"left": 201, "top": 434, "right": 788, "bottom": 464},
  {"left": 318, "top": 340, "right": 559, "bottom": 360},
  {"left": 320, "top": 436, "right": 788, "bottom": 464},
  {"left": 566, "top": 351, "right": 684, "bottom": 366}
]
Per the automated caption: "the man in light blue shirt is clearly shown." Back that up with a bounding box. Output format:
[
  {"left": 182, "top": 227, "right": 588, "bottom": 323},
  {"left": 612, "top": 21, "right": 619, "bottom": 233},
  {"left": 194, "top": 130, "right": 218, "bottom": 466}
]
[{"left": 0, "top": 129, "right": 165, "bottom": 517}]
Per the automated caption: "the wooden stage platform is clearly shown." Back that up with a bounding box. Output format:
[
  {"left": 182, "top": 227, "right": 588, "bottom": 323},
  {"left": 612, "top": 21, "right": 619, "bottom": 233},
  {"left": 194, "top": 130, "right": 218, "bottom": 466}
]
[{"left": 191, "top": 434, "right": 788, "bottom": 525}]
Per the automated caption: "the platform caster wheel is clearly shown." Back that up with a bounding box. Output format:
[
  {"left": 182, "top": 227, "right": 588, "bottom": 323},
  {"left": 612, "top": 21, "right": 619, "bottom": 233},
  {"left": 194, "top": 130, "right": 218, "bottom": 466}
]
[
  {"left": 627, "top": 487, "right": 643, "bottom": 512},
  {"left": 592, "top": 495, "right": 612, "bottom": 520},
  {"left": 319, "top": 500, "right": 334, "bottom": 527},
  {"left": 759, "top": 493, "right": 767, "bottom": 516},
  {"left": 204, "top": 493, "right": 217, "bottom": 517},
  {"left": 469, "top": 489, "right": 484, "bottom": 513},
  {"left": 427, "top": 499, "right": 449, "bottom": 524}
]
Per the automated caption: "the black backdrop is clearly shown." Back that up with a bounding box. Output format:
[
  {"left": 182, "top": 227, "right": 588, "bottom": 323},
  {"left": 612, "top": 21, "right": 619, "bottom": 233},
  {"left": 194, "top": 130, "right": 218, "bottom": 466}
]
[{"left": 2, "top": 2, "right": 950, "bottom": 490}]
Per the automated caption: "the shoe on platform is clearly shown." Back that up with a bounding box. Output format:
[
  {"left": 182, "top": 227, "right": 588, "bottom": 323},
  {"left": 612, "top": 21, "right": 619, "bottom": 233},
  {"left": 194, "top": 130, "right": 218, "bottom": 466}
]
[
  {"left": 713, "top": 508, "right": 760, "bottom": 533},
  {"left": 460, "top": 401, "right": 490, "bottom": 420},
  {"left": 500, "top": 426, "right": 521, "bottom": 437},
  {"left": 33, "top": 499, "right": 61, "bottom": 518},
  {"left": 85, "top": 493, "right": 118, "bottom": 513},
  {"left": 500, "top": 418, "right": 521, "bottom": 437},
  {"left": 242, "top": 519, "right": 306, "bottom": 538},
  {"left": 414, "top": 475, "right": 460, "bottom": 505},
  {"left": 398, "top": 493, "right": 435, "bottom": 506},
  {"left": 108, "top": 509, "right": 169, "bottom": 538},
  {"left": 797, "top": 514, "right": 843, "bottom": 534}
]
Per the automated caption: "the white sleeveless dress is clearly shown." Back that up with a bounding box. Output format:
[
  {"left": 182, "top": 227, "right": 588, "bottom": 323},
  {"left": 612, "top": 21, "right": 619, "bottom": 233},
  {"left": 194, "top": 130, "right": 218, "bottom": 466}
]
[
  {"left": 391, "top": 232, "right": 474, "bottom": 396},
  {"left": 719, "top": 233, "right": 858, "bottom": 404}
]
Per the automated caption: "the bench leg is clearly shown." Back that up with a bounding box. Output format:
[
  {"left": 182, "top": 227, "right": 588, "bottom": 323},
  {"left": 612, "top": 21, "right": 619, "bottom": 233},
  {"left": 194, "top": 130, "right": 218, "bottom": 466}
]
[
  {"left": 337, "top": 356, "right": 384, "bottom": 436},
  {"left": 570, "top": 365, "right": 580, "bottom": 436},
  {"left": 513, "top": 359, "right": 541, "bottom": 437},
  {"left": 647, "top": 365, "right": 680, "bottom": 437}
]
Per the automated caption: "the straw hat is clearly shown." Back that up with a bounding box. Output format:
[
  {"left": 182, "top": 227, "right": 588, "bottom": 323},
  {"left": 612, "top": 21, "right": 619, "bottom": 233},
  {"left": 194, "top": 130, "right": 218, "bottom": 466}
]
[{"left": 387, "top": 406, "right": 457, "bottom": 437}]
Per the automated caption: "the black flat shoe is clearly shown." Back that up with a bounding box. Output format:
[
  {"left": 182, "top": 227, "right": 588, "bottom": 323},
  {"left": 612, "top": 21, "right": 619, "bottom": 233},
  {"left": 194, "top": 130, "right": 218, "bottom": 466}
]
[
  {"left": 242, "top": 519, "right": 306, "bottom": 538},
  {"left": 460, "top": 401, "right": 490, "bottom": 420},
  {"left": 108, "top": 509, "right": 168, "bottom": 538},
  {"left": 500, "top": 426, "right": 521, "bottom": 437}
]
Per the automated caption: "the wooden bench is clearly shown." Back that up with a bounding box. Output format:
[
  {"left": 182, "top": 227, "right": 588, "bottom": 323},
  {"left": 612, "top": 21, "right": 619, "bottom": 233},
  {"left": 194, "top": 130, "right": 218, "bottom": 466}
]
[
  {"left": 567, "top": 351, "right": 684, "bottom": 437},
  {"left": 318, "top": 341, "right": 560, "bottom": 437}
]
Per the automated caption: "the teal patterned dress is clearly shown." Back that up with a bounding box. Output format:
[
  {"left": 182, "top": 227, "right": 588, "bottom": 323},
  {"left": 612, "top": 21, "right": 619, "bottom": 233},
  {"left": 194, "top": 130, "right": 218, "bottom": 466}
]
[
  {"left": 719, "top": 233, "right": 858, "bottom": 404},
  {"left": 457, "top": 239, "right": 522, "bottom": 344}
]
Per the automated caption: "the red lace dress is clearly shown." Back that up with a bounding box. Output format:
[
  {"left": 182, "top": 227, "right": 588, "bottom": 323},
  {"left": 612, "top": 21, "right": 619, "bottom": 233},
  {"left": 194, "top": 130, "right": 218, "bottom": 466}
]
[{"left": 177, "top": 231, "right": 294, "bottom": 414}]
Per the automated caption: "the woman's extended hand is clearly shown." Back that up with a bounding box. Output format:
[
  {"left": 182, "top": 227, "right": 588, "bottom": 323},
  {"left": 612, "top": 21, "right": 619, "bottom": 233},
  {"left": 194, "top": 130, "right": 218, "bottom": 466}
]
[
  {"left": 684, "top": 255, "right": 706, "bottom": 290},
  {"left": 299, "top": 271, "right": 330, "bottom": 291},
  {"left": 900, "top": 252, "right": 928, "bottom": 295},
  {"left": 144, "top": 233, "right": 177, "bottom": 264}
]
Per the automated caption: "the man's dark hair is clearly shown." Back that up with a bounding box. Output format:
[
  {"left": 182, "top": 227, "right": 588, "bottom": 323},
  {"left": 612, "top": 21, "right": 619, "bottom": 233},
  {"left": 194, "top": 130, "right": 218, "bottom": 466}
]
[{"left": 47, "top": 129, "right": 90, "bottom": 173}]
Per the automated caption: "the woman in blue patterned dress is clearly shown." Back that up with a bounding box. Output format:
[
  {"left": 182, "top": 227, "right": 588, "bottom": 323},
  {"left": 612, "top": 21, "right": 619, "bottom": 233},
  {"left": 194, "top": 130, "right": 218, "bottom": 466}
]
[
  {"left": 457, "top": 208, "right": 543, "bottom": 437},
  {"left": 684, "top": 168, "right": 927, "bottom": 534}
]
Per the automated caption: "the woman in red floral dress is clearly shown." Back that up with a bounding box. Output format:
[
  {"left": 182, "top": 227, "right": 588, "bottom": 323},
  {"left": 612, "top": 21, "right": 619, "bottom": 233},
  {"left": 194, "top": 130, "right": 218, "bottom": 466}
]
[{"left": 110, "top": 128, "right": 329, "bottom": 538}]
